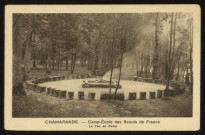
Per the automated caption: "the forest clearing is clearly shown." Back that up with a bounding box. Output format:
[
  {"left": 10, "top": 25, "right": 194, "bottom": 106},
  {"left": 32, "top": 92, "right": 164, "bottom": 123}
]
[{"left": 12, "top": 12, "right": 194, "bottom": 117}]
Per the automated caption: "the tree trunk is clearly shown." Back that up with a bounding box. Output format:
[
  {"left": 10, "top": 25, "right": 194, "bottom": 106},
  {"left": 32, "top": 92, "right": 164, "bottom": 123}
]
[
  {"left": 24, "top": 27, "right": 32, "bottom": 80},
  {"left": 113, "top": 23, "right": 128, "bottom": 99},
  {"left": 58, "top": 46, "right": 61, "bottom": 75},
  {"left": 71, "top": 54, "right": 74, "bottom": 74},
  {"left": 172, "top": 13, "right": 177, "bottom": 60},
  {"left": 47, "top": 49, "right": 51, "bottom": 71},
  {"left": 165, "top": 13, "right": 174, "bottom": 97},
  {"left": 170, "top": 59, "right": 176, "bottom": 80},
  {"left": 113, "top": 52, "right": 124, "bottom": 99},
  {"left": 175, "top": 56, "right": 181, "bottom": 81},
  {"left": 189, "top": 17, "right": 193, "bottom": 95},
  {"left": 72, "top": 54, "right": 76, "bottom": 74},
  {"left": 140, "top": 54, "right": 144, "bottom": 77},
  {"left": 13, "top": 14, "right": 26, "bottom": 96},
  {"left": 70, "top": 52, "right": 76, "bottom": 74},
  {"left": 153, "top": 13, "right": 159, "bottom": 79},
  {"left": 32, "top": 33, "right": 37, "bottom": 68},
  {"left": 182, "top": 70, "right": 185, "bottom": 82},
  {"left": 65, "top": 55, "right": 68, "bottom": 69},
  {"left": 24, "top": 44, "right": 31, "bottom": 80},
  {"left": 169, "top": 13, "right": 178, "bottom": 81},
  {"left": 88, "top": 57, "right": 92, "bottom": 70},
  {"left": 109, "top": 33, "right": 115, "bottom": 100},
  {"left": 145, "top": 55, "right": 150, "bottom": 77},
  {"left": 52, "top": 59, "right": 54, "bottom": 69}
]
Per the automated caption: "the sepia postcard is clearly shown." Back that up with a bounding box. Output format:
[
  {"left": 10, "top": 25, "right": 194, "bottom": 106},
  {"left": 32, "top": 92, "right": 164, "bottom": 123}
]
[{"left": 4, "top": 4, "right": 201, "bottom": 131}]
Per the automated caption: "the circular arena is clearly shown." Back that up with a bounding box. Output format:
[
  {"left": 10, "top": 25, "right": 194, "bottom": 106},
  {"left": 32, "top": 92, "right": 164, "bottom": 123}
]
[{"left": 26, "top": 74, "right": 186, "bottom": 101}]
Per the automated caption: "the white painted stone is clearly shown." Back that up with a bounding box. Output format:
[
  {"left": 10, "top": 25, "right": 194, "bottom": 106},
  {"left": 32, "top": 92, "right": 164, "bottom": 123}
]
[
  {"left": 135, "top": 92, "right": 138, "bottom": 100},
  {"left": 84, "top": 91, "right": 89, "bottom": 100},
  {"left": 95, "top": 92, "right": 101, "bottom": 100},
  {"left": 146, "top": 92, "right": 150, "bottom": 99},
  {"left": 124, "top": 92, "right": 129, "bottom": 100},
  {"left": 155, "top": 91, "right": 157, "bottom": 98},
  {"left": 66, "top": 91, "right": 69, "bottom": 99},
  {"left": 136, "top": 92, "right": 140, "bottom": 99},
  {"left": 73, "top": 91, "right": 79, "bottom": 100}
]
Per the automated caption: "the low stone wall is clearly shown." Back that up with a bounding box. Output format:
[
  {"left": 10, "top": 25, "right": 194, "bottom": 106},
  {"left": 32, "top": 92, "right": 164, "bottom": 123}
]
[
  {"left": 132, "top": 76, "right": 186, "bottom": 97},
  {"left": 25, "top": 73, "right": 186, "bottom": 101},
  {"left": 25, "top": 73, "right": 99, "bottom": 100}
]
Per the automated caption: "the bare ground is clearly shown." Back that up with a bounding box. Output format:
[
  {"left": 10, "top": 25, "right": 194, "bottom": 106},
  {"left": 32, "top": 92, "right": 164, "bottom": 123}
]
[{"left": 13, "top": 88, "right": 192, "bottom": 117}]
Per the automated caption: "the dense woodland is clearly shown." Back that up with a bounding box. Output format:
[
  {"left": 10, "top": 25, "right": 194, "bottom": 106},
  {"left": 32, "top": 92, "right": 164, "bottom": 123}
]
[{"left": 13, "top": 13, "right": 193, "bottom": 96}]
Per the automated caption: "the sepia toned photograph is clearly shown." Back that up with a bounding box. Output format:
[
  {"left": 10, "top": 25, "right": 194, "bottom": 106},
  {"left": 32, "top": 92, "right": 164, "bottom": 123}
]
[{"left": 5, "top": 5, "right": 200, "bottom": 131}]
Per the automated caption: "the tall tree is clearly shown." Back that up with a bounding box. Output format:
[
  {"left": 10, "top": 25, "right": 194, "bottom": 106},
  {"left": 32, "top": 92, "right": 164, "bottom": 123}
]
[
  {"left": 170, "top": 13, "right": 178, "bottom": 80},
  {"left": 113, "top": 21, "right": 128, "bottom": 99},
  {"left": 13, "top": 14, "right": 26, "bottom": 95},
  {"left": 32, "top": 14, "right": 37, "bottom": 68},
  {"left": 189, "top": 15, "right": 193, "bottom": 95},
  {"left": 23, "top": 15, "right": 33, "bottom": 80},
  {"left": 165, "top": 13, "right": 174, "bottom": 96},
  {"left": 153, "top": 13, "right": 159, "bottom": 79},
  {"left": 109, "top": 27, "right": 115, "bottom": 100}
]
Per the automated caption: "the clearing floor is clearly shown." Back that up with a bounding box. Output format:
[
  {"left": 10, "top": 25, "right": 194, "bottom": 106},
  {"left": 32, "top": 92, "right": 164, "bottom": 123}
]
[{"left": 39, "top": 79, "right": 167, "bottom": 93}]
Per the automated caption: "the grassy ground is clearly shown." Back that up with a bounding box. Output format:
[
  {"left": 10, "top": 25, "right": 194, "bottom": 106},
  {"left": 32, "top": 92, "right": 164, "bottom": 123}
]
[{"left": 13, "top": 88, "right": 192, "bottom": 117}]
